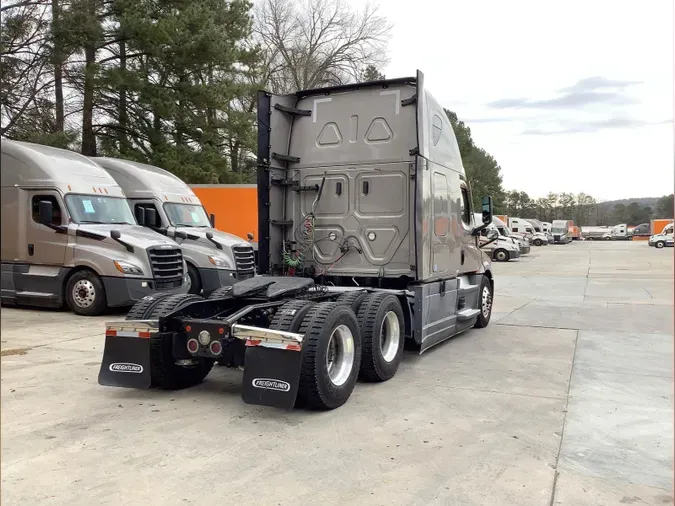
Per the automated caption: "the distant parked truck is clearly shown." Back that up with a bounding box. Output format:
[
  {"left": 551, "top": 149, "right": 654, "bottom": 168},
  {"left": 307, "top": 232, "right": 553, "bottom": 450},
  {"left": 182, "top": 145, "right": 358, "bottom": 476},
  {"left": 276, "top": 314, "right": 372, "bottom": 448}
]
[
  {"left": 630, "top": 223, "right": 651, "bottom": 240},
  {"left": 491, "top": 216, "right": 530, "bottom": 254},
  {"left": 602, "top": 223, "right": 630, "bottom": 240},
  {"left": 551, "top": 220, "right": 573, "bottom": 244},
  {"left": 651, "top": 219, "right": 674, "bottom": 235},
  {"left": 569, "top": 225, "right": 582, "bottom": 240},
  {"left": 581, "top": 226, "right": 611, "bottom": 241},
  {"left": 1, "top": 140, "right": 189, "bottom": 315},
  {"left": 509, "top": 217, "right": 549, "bottom": 246},
  {"left": 93, "top": 158, "right": 256, "bottom": 296},
  {"left": 648, "top": 222, "right": 674, "bottom": 248}
]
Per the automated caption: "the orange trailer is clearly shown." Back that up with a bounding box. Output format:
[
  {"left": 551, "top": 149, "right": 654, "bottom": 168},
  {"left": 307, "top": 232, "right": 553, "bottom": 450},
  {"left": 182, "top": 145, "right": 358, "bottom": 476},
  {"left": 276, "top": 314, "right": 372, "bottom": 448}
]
[
  {"left": 190, "top": 184, "right": 258, "bottom": 242},
  {"left": 651, "top": 219, "right": 674, "bottom": 235}
]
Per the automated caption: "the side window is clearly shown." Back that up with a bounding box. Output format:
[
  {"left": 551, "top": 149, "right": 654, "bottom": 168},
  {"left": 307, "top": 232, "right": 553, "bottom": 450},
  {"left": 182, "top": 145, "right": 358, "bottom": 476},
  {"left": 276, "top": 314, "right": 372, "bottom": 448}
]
[
  {"left": 31, "top": 195, "right": 62, "bottom": 226},
  {"left": 433, "top": 172, "right": 449, "bottom": 236},
  {"left": 134, "top": 203, "right": 160, "bottom": 228},
  {"left": 460, "top": 186, "right": 472, "bottom": 226}
]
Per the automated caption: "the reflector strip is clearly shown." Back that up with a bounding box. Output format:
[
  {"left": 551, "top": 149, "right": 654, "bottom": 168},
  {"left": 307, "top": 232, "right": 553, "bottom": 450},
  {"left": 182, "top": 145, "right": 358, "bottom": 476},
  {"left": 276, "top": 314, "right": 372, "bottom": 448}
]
[
  {"left": 245, "top": 339, "right": 301, "bottom": 352},
  {"left": 105, "top": 329, "right": 151, "bottom": 339}
]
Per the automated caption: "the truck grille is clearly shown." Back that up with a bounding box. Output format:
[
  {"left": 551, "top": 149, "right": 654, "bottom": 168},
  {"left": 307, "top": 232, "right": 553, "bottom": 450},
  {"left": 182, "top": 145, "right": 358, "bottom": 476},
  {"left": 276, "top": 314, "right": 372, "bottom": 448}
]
[
  {"left": 233, "top": 245, "right": 255, "bottom": 279},
  {"left": 148, "top": 247, "right": 184, "bottom": 290}
]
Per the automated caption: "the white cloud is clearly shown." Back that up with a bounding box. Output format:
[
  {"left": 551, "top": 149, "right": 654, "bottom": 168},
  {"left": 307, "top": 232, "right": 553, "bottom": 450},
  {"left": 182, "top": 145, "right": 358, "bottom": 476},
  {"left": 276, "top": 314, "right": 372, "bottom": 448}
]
[{"left": 360, "top": 0, "right": 674, "bottom": 200}]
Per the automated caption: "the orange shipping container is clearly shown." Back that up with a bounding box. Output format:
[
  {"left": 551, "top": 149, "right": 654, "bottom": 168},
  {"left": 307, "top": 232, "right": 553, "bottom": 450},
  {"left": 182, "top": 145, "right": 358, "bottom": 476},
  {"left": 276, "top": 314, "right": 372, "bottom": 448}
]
[
  {"left": 651, "top": 219, "right": 674, "bottom": 235},
  {"left": 190, "top": 185, "right": 258, "bottom": 242}
]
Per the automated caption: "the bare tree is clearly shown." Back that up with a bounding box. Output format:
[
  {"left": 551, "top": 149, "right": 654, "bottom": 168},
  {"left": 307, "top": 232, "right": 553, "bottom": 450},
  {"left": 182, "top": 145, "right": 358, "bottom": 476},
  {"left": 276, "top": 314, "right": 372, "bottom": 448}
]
[{"left": 254, "top": 0, "right": 392, "bottom": 93}]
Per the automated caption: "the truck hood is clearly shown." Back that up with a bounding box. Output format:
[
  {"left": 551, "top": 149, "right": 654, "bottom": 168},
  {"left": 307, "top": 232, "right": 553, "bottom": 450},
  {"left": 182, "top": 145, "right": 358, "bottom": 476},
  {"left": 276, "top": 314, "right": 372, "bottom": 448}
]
[
  {"left": 76, "top": 224, "right": 179, "bottom": 250},
  {"left": 175, "top": 227, "right": 251, "bottom": 249}
]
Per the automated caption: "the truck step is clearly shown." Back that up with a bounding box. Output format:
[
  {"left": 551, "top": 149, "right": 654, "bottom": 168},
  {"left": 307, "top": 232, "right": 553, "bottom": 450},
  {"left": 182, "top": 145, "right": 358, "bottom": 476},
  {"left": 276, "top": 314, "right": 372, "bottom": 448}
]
[{"left": 457, "top": 308, "right": 480, "bottom": 321}]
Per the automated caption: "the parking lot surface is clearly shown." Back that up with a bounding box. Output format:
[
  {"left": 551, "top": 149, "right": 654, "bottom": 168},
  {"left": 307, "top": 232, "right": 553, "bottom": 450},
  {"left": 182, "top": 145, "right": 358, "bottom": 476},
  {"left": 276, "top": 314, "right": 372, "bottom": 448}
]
[{"left": 2, "top": 241, "right": 673, "bottom": 505}]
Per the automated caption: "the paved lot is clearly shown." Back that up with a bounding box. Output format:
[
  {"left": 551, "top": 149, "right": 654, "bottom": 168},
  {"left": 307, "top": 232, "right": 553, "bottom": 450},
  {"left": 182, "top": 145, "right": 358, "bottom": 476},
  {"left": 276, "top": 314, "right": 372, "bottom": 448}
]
[{"left": 1, "top": 241, "right": 673, "bottom": 505}]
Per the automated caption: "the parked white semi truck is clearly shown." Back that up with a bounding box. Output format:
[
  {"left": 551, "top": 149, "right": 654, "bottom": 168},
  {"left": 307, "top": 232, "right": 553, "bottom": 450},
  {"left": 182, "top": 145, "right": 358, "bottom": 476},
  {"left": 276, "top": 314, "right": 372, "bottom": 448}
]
[
  {"left": 98, "top": 71, "right": 499, "bottom": 411},
  {"left": 649, "top": 222, "right": 674, "bottom": 248},
  {"left": 1, "top": 140, "right": 189, "bottom": 315},
  {"left": 93, "top": 157, "right": 256, "bottom": 296}
]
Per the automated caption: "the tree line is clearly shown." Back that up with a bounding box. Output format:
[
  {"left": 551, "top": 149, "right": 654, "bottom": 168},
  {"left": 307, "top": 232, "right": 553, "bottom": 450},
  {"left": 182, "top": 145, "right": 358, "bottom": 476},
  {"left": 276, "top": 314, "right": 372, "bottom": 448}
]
[
  {"left": 2, "top": 0, "right": 672, "bottom": 227},
  {"left": 1, "top": 0, "right": 390, "bottom": 183}
]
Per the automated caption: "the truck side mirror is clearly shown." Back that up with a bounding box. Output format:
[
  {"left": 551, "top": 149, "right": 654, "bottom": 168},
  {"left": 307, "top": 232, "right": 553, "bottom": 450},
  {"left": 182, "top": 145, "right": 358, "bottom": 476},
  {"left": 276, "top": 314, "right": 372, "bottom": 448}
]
[
  {"left": 481, "top": 196, "right": 493, "bottom": 224},
  {"left": 487, "top": 229, "right": 499, "bottom": 240},
  {"left": 209, "top": 213, "right": 216, "bottom": 228},
  {"left": 145, "top": 208, "right": 158, "bottom": 228},
  {"left": 135, "top": 207, "right": 145, "bottom": 226},
  {"left": 38, "top": 200, "right": 54, "bottom": 226}
]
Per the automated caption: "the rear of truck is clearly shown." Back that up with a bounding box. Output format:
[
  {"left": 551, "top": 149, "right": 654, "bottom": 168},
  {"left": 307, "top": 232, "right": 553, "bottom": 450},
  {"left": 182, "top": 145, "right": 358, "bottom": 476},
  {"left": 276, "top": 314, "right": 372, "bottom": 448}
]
[{"left": 98, "top": 72, "right": 496, "bottom": 410}]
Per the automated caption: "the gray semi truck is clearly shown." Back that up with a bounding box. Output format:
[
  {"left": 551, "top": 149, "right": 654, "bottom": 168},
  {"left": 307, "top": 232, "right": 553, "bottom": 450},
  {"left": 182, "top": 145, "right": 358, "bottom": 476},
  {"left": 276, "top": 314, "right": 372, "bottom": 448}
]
[
  {"left": 98, "top": 71, "right": 497, "bottom": 411},
  {"left": 92, "top": 157, "right": 256, "bottom": 296},
  {"left": 1, "top": 140, "right": 189, "bottom": 316}
]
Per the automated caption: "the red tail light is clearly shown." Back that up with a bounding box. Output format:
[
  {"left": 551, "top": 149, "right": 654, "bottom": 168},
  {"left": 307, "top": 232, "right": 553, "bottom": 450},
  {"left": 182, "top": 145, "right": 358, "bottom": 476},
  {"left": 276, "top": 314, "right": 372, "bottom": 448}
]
[
  {"left": 210, "top": 341, "right": 222, "bottom": 356},
  {"left": 187, "top": 338, "right": 199, "bottom": 354}
]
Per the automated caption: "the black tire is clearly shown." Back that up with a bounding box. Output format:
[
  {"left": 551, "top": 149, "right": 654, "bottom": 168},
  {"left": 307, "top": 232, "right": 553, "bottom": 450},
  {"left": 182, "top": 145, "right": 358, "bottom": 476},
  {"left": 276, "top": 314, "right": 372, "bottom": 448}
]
[
  {"left": 186, "top": 264, "right": 202, "bottom": 295},
  {"left": 270, "top": 299, "right": 316, "bottom": 332},
  {"left": 65, "top": 270, "right": 107, "bottom": 316},
  {"left": 494, "top": 249, "right": 510, "bottom": 262},
  {"left": 587, "top": 237, "right": 594, "bottom": 241},
  {"left": 335, "top": 290, "right": 368, "bottom": 313},
  {"left": 207, "top": 286, "right": 233, "bottom": 300},
  {"left": 655, "top": 241, "right": 665, "bottom": 249},
  {"left": 296, "top": 302, "right": 361, "bottom": 410},
  {"left": 474, "top": 276, "right": 493, "bottom": 328},
  {"left": 357, "top": 293, "right": 405, "bottom": 382},
  {"left": 533, "top": 238, "right": 543, "bottom": 246},
  {"left": 146, "top": 294, "right": 213, "bottom": 389},
  {"left": 125, "top": 292, "right": 176, "bottom": 320}
]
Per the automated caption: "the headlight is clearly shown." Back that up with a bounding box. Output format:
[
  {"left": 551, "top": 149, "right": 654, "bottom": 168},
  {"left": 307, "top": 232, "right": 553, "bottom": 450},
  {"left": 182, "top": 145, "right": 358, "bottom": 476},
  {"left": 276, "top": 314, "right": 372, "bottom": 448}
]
[
  {"left": 208, "top": 255, "right": 231, "bottom": 268},
  {"left": 113, "top": 260, "right": 143, "bottom": 275}
]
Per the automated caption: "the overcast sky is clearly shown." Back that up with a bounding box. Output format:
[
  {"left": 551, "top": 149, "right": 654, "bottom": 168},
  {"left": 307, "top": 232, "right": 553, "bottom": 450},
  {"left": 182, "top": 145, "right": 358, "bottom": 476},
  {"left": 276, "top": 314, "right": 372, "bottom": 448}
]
[{"left": 375, "top": 0, "right": 674, "bottom": 201}]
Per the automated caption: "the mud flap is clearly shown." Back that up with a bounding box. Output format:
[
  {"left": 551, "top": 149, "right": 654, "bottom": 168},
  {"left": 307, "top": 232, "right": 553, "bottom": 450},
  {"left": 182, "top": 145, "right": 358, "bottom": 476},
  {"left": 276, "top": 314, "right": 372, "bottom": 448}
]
[
  {"left": 98, "top": 336, "right": 152, "bottom": 389},
  {"left": 241, "top": 346, "right": 302, "bottom": 410}
]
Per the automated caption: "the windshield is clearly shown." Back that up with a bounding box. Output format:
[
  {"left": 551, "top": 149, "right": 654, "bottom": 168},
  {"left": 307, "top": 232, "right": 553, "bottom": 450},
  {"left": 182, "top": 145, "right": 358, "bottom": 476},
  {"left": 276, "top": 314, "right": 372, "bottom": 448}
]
[
  {"left": 497, "top": 227, "right": 508, "bottom": 236},
  {"left": 164, "top": 203, "right": 211, "bottom": 227},
  {"left": 552, "top": 227, "right": 566, "bottom": 233},
  {"left": 65, "top": 195, "right": 135, "bottom": 224}
]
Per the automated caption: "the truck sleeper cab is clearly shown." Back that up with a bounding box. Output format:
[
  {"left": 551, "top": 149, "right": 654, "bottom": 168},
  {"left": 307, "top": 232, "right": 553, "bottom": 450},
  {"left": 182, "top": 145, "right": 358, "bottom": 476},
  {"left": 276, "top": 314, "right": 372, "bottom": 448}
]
[
  {"left": 491, "top": 216, "right": 530, "bottom": 254},
  {"left": 92, "top": 157, "right": 256, "bottom": 297},
  {"left": 98, "top": 70, "right": 497, "bottom": 411},
  {"left": 1, "top": 140, "right": 188, "bottom": 316}
]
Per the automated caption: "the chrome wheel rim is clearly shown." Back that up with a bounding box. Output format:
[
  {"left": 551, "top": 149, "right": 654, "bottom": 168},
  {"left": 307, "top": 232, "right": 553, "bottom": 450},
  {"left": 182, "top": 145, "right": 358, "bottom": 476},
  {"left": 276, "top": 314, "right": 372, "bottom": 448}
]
[
  {"left": 380, "top": 311, "right": 400, "bottom": 363},
  {"left": 481, "top": 286, "right": 492, "bottom": 318},
  {"left": 325, "top": 324, "right": 355, "bottom": 386},
  {"left": 72, "top": 279, "right": 96, "bottom": 308}
]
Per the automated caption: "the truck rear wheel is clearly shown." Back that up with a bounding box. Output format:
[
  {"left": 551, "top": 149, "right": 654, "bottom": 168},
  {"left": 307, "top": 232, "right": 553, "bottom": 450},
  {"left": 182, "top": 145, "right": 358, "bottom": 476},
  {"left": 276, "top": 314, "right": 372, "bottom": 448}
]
[
  {"left": 207, "top": 286, "right": 233, "bottom": 300},
  {"left": 146, "top": 294, "right": 214, "bottom": 389},
  {"left": 474, "top": 276, "right": 493, "bottom": 328},
  {"left": 533, "top": 238, "right": 543, "bottom": 246},
  {"left": 494, "top": 249, "right": 510, "bottom": 262},
  {"left": 270, "top": 299, "right": 316, "bottom": 332},
  {"left": 335, "top": 290, "right": 368, "bottom": 312},
  {"left": 296, "top": 302, "right": 361, "bottom": 410},
  {"left": 357, "top": 293, "right": 405, "bottom": 382},
  {"left": 65, "top": 270, "right": 107, "bottom": 316},
  {"left": 125, "top": 292, "right": 175, "bottom": 320}
]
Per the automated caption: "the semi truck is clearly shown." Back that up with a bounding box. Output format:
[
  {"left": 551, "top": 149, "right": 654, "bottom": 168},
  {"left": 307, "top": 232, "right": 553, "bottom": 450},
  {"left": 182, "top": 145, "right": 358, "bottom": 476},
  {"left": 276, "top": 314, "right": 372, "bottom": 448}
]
[
  {"left": 476, "top": 215, "right": 521, "bottom": 261},
  {"left": 649, "top": 222, "right": 674, "bottom": 248},
  {"left": 1, "top": 140, "right": 189, "bottom": 316},
  {"left": 491, "top": 216, "right": 530, "bottom": 254},
  {"left": 509, "top": 217, "right": 549, "bottom": 246},
  {"left": 93, "top": 157, "right": 256, "bottom": 296},
  {"left": 522, "top": 218, "right": 554, "bottom": 244},
  {"left": 551, "top": 220, "right": 573, "bottom": 244},
  {"left": 98, "top": 71, "right": 497, "bottom": 411}
]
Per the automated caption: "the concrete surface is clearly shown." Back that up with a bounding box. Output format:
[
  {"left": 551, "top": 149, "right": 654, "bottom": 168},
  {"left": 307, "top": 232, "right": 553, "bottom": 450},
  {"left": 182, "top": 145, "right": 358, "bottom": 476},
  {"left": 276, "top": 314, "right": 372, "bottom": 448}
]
[{"left": 1, "top": 241, "right": 673, "bottom": 505}]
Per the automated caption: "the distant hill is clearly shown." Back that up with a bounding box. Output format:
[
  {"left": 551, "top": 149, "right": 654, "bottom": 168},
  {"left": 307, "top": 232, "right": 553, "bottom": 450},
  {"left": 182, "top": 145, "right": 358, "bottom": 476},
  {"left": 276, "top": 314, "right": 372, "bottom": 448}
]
[{"left": 597, "top": 197, "right": 659, "bottom": 209}]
